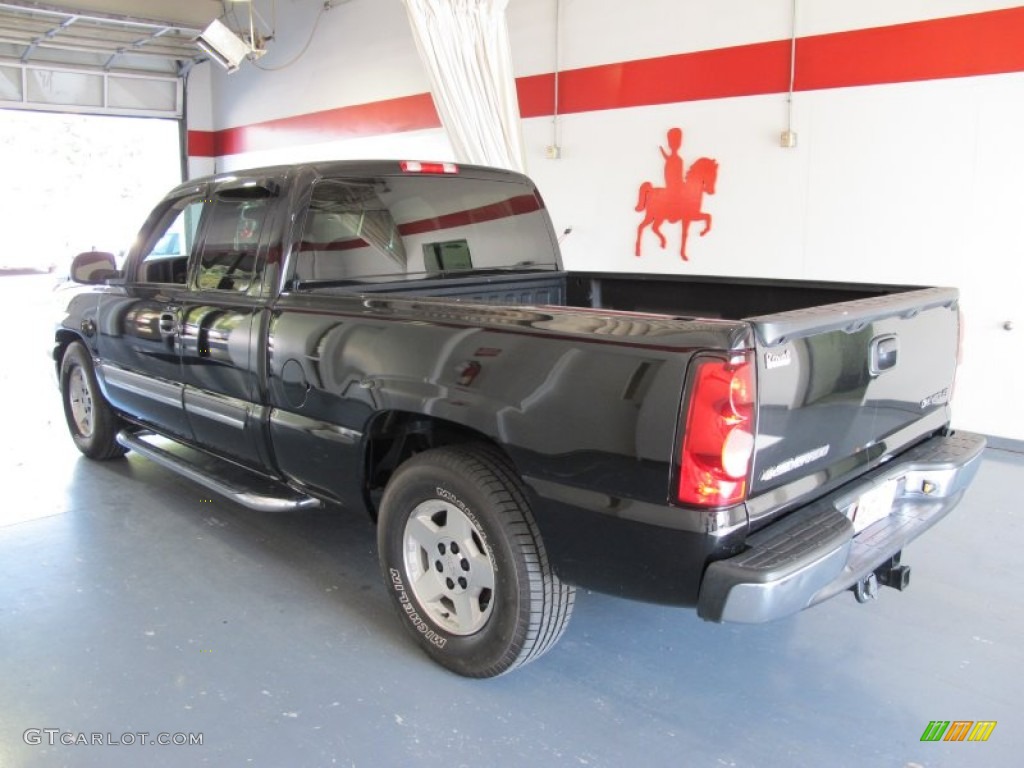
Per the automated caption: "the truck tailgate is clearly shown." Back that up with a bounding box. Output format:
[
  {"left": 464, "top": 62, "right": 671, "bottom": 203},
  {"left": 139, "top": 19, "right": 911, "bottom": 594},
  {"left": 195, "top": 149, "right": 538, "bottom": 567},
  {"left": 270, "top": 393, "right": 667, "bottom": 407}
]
[{"left": 747, "top": 287, "right": 960, "bottom": 505}]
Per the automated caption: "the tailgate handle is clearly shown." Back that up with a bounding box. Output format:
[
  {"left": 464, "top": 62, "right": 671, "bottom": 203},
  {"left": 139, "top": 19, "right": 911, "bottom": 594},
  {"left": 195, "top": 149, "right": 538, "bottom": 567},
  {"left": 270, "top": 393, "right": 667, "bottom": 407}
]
[{"left": 869, "top": 334, "right": 899, "bottom": 375}]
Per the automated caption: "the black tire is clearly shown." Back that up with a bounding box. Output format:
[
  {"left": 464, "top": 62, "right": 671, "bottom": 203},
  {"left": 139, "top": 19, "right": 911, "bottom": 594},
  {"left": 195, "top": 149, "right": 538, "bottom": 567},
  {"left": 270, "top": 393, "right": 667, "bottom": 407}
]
[
  {"left": 60, "top": 341, "right": 127, "bottom": 460},
  {"left": 378, "top": 444, "right": 575, "bottom": 677}
]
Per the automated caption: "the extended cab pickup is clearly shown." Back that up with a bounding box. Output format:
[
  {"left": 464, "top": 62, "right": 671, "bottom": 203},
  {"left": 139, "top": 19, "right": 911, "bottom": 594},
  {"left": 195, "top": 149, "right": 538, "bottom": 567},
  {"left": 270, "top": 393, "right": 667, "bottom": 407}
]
[{"left": 54, "top": 160, "right": 985, "bottom": 677}]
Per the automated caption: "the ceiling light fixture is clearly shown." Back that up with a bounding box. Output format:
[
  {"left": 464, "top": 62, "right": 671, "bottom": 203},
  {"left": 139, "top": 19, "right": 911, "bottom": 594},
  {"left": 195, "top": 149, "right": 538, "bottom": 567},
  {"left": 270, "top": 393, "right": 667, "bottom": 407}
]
[
  {"left": 195, "top": 1, "right": 273, "bottom": 73},
  {"left": 196, "top": 18, "right": 251, "bottom": 73}
]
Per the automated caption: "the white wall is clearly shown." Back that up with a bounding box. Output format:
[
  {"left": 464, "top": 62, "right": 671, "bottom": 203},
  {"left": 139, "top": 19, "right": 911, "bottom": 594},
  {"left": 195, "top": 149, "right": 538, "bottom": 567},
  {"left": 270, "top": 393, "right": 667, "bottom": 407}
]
[{"left": 186, "top": 0, "right": 1024, "bottom": 440}]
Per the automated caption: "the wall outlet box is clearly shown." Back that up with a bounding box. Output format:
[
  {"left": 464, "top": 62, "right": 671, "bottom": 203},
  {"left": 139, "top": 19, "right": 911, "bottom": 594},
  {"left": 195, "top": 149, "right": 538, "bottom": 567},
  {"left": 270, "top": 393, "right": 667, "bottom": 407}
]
[
  {"left": 545, "top": 145, "right": 561, "bottom": 160},
  {"left": 780, "top": 130, "right": 798, "bottom": 148}
]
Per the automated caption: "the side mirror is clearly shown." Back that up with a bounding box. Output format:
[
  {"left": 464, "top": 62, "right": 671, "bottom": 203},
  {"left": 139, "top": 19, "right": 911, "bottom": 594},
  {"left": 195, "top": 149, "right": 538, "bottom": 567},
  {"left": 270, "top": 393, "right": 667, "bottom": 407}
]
[{"left": 70, "top": 251, "right": 118, "bottom": 284}]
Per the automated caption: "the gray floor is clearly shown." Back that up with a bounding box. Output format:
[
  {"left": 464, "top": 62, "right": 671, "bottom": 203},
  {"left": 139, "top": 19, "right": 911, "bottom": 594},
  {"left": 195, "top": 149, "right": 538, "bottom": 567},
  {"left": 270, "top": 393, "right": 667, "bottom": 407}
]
[{"left": 1, "top": 273, "right": 1021, "bottom": 768}]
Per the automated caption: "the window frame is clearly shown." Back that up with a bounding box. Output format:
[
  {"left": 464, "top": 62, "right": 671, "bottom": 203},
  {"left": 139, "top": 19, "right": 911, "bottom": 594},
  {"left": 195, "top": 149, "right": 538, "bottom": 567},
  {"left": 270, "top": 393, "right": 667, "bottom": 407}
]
[{"left": 127, "top": 187, "right": 211, "bottom": 287}]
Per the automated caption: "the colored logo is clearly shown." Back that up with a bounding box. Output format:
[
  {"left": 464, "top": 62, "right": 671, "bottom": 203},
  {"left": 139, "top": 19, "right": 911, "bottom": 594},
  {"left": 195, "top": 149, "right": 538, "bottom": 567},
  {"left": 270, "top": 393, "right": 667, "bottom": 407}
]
[
  {"left": 920, "top": 720, "right": 997, "bottom": 742},
  {"left": 634, "top": 127, "right": 719, "bottom": 261}
]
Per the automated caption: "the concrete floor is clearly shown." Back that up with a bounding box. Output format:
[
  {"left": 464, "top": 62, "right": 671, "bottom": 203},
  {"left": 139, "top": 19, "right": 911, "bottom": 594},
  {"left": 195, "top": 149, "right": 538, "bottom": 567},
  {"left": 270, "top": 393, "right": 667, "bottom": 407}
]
[{"left": 1, "top": 272, "right": 1021, "bottom": 768}]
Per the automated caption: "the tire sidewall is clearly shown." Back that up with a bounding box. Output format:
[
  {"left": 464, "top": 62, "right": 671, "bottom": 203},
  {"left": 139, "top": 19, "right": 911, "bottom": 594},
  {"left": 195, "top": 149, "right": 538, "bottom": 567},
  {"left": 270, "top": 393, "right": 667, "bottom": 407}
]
[
  {"left": 379, "top": 455, "right": 529, "bottom": 677},
  {"left": 60, "top": 342, "right": 117, "bottom": 458}
]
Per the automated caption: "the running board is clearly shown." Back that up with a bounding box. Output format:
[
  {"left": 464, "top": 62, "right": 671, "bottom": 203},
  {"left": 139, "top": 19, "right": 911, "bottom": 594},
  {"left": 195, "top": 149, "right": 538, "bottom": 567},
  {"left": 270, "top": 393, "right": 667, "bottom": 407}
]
[{"left": 116, "top": 430, "right": 322, "bottom": 513}]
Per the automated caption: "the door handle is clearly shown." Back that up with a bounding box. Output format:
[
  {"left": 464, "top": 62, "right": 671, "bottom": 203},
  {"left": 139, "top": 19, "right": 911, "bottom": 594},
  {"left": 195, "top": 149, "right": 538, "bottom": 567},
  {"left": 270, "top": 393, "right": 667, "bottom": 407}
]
[{"left": 158, "top": 311, "right": 178, "bottom": 336}]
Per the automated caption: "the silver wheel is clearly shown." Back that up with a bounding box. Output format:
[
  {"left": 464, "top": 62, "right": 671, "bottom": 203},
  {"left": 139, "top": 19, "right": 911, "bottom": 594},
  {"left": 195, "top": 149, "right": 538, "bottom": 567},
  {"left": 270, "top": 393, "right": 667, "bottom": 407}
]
[
  {"left": 68, "top": 365, "right": 94, "bottom": 438},
  {"left": 380, "top": 445, "right": 575, "bottom": 676},
  {"left": 60, "top": 342, "right": 126, "bottom": 460},
  {"left": 402, "top": 499, "right": 495, "bottom": 636}
]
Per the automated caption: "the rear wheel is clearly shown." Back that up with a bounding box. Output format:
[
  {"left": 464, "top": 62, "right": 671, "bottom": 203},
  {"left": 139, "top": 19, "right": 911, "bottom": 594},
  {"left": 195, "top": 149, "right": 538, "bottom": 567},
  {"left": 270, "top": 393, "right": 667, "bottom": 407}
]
[
  {"left": 60, "top": 341, "right": 126, "bottom": 460},
  {"left": 378, "top": 445, "right": 574, "bottom": 677}
]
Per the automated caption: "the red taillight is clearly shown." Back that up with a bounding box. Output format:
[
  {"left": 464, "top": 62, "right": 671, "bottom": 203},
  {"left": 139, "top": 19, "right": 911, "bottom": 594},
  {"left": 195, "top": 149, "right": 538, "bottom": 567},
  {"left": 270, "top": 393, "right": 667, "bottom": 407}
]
[
  {"left": 677, "top": 355, "right": 755, "bottom": 507},
  {"left": 400, "top": 161, "right": 459, "bottom": 174}
]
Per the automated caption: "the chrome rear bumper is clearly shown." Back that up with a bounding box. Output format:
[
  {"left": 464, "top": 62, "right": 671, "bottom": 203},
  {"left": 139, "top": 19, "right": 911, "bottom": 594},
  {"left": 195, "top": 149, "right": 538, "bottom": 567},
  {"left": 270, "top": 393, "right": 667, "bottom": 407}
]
[{"left": 697, "top": 431, "right": 987, "bottom": 623}]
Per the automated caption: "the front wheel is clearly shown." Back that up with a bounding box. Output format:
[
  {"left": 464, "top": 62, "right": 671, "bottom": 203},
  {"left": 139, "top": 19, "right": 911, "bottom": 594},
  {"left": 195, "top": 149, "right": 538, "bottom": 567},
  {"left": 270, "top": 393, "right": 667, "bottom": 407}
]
[
  {"left": 378, "top": 445, "right": 574, "bottom": 677},
  {"left": 60, "top": 341, "right": 127, "bottom": 460}
]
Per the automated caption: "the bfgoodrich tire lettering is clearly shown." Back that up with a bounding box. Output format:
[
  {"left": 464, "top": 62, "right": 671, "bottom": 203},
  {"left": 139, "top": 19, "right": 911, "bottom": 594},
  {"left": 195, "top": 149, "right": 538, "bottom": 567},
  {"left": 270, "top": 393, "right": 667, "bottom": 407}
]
[
  {"left": 378, "top": 445, "right": 575, "bottom": 677},
  {"left": 60, "top": 341, "right": 127, "bottom": 460}
]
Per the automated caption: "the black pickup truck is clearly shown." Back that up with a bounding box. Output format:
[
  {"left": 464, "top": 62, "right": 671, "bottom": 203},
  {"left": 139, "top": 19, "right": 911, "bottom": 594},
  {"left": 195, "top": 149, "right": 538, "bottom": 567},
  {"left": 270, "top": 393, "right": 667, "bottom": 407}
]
[{"left": 54, "top": 160, "right": 985, "bottom": 677}]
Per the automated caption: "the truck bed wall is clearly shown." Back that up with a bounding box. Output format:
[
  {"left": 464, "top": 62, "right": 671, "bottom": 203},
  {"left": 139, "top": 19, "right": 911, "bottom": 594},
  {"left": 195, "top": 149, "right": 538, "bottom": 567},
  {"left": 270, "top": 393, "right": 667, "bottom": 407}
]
[
  {"left": 301, "top": 271, "right": 921, "bottom": 321},
  {"left": 564, "top": 273, "right": 920, "bottom": 320}
]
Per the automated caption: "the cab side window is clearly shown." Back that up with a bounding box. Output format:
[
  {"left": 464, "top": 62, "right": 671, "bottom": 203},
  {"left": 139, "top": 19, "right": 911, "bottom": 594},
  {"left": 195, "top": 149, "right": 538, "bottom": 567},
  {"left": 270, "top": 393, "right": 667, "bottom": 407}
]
[
  {"left": 195, "top": 198, "right": 269, "bottom": 293},
  {"left": 136, "top": 198, "right": 207, "bottom": 285}
]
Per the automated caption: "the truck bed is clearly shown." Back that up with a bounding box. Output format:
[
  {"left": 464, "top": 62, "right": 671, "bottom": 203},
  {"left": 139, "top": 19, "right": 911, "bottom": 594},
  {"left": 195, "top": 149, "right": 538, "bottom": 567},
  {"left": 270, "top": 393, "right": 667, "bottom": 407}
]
[{"left": 299, "top": 268, "right": 961, "bottom": 522}]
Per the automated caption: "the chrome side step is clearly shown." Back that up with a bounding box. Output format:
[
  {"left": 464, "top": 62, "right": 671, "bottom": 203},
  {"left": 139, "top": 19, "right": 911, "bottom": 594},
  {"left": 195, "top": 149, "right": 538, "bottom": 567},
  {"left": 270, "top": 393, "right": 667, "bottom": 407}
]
[{"left": 116, "top": 430, "right": 322, "bottom": 513}]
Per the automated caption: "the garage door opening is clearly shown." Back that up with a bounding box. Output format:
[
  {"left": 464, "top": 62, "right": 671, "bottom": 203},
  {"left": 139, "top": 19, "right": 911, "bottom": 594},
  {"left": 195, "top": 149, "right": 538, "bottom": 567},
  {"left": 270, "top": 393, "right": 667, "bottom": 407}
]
[
  {"left": 0, "top": 108, "right": 182, "bottom": 527},
  {"left": 0, "top": 108, "right": 181, "bottom": 273}
]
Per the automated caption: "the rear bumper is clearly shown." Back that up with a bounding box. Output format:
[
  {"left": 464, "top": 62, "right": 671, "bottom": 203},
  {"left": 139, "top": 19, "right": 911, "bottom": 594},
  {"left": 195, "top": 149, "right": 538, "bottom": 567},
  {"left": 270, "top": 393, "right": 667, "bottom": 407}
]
[{"left": 697, "top": 430, "right": 987, "bottom": 623}]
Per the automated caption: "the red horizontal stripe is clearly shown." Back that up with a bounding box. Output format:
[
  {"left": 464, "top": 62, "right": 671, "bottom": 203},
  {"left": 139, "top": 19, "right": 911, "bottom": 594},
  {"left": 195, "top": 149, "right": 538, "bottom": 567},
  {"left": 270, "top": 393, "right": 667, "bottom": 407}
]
[
  {"left": 521, "top": 39, "right": 790, "bottom": 117},
  {"left": 398, "top": 193, "right": 540, "bottom": 236},
  {"left": 214, "top": 92, "right": 439, "bottom": 156},
  {"left": 191, "top": 7, "right": 1024, "bottom": 158},
  {"left": 797, "top": 9, "right": 1024, "bottom": 91},
  {"left": 187, "top": 129, "right": 216, "bottom": 157}
]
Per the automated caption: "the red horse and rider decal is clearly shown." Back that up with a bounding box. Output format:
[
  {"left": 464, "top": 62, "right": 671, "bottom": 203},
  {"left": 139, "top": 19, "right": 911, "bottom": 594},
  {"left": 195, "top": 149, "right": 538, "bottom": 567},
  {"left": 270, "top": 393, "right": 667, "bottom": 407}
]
[{"left": 634, "top": 128, "right": 719, "bottom": 261}]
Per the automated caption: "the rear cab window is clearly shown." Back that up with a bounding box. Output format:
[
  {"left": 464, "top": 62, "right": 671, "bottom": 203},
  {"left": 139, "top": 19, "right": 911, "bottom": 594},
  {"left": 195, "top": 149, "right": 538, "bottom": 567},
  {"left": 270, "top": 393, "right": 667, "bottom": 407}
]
[{"left": 290, "top": 172, "right": 559, "bottom": 288}]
